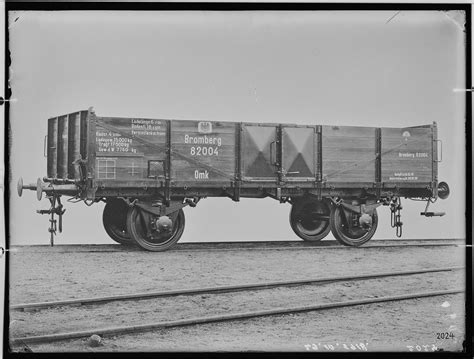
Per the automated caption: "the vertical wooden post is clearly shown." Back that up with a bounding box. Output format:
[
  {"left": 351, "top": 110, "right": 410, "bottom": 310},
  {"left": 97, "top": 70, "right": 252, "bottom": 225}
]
[
  {"left": 165, "top": 119, "right": 171, "bottom": 206},
  {"left": 432, "top": 122, "right": 438, "bottom": 197},
  {"left": 375, "top": 127, "right": 382, "bottom": 198},
  {"left": 67, "top": 112, "right": 81, "bottom": 180},
  {"left": 57, "top": 115, "right": 69, "bottom": 179},
  {"left": 233, "top": 122, "right": 241, "bottom": 202},
  {"left": 47, "top": 117, "right": 58, "bottom": 178},
  {"left": 86, "top": 108, "right": 97, "bottom": 200}
]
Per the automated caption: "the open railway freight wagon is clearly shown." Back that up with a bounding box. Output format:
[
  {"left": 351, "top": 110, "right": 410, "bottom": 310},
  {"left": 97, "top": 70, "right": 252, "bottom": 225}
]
[{"left": 17, "top": 108, "right": 450, "bottom": 251}]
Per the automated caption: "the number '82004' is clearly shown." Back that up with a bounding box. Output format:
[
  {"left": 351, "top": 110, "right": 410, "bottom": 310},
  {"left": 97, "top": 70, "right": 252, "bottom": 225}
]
[{"left": 190, "top": 146, "right": 219, "bottom": 156}]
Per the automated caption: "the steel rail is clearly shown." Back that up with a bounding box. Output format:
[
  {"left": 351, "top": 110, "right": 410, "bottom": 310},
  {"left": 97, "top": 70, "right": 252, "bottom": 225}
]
[
  {"left": 169, "top": 242, "right": 462, "bottom": 252},
  {"left": 9, "top": 240, "right": 465, "bottom": 254},
  {"left": 178, "top": 238, "right": 464, "bottom": 246},
  {"left": 11, "top": 266, "right": 463, "bottom": 312},
  {"left": 10, "top": 288, "right": 464, "bottom": 345}
]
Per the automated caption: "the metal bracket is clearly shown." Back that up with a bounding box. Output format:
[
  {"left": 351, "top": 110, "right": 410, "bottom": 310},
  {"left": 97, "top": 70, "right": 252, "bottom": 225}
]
[
  {"left": 134, "top": 199, "right": 189, "bottom": 217},
  {"left": 233, "top": 181, "right": 241, "bottom": 202},
  {"left": 270, "top": 140, "right": 277, "bottom": 166},
  {"left": 435, "top": 139, "right": 443, "bottom": 162},
  {"left": 339, "top": 201, "right": 381, "bottom": 215},
  {"left": 422, "top": 212, "right": 446, "bottom": 217},
  {"left": 390, "top": 197, "right": 403, "bottom": 237},
  {"left": 43, "top": 135, "right": 48, "bottom": 158},
  {"left": 184, "top": 197, "right": 200, "bottom": 208},
  {"left": 420, "top": 198, "right": 445, "bottom": 217},
  {"left": 36, "top": 195, "right": 66, "bottom": 246}
]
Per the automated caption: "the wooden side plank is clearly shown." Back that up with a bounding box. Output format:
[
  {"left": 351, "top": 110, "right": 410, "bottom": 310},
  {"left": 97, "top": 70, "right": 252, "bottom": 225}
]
[{"left": 322, "top": 126, "right": 376, "bottom": 183}]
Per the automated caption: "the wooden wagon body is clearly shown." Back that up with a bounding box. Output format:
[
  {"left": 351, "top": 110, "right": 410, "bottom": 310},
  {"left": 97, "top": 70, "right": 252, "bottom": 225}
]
[{"left": 18, "top": 108, "right": 450, "bottom": 251}]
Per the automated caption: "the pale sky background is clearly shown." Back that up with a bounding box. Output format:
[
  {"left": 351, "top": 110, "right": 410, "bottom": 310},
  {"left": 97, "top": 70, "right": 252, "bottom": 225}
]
[{"left": 7, "top": 10, "right": 466, "bottom": 245}]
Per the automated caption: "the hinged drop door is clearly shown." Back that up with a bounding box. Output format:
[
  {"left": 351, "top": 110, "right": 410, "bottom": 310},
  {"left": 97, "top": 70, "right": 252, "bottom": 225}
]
[
  {"left": 281, "top": 126, "right": 316, "bottom": 181},
  {"left": 241, "top": 124, "right": 279, "bottom": 182}
]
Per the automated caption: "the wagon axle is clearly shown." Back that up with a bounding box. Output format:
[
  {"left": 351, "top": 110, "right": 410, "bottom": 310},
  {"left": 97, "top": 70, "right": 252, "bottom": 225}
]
[
  {"left": 358, "top": 213, "right": 373, "bottom": 230},
  {"left": 154, "top": 216, "right": 173, "bottom": 233}
]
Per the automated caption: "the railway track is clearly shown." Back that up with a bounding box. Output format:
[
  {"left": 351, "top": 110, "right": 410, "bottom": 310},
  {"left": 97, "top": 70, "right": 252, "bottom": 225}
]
[
  {"left": 10, "top": 266, "right": 464, "bottom": 312},
  {"left": 10, "top": 238, "right": 465, "bottom": 254},
  {"left": 11, "top": 289, "right": 463, "bottom": 346},
  {"left": 10, "top": 265, "right": 464, "bottom": 346}
]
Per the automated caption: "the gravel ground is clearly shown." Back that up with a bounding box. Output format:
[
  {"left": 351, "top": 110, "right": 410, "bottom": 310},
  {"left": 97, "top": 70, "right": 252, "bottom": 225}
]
[
  {"left": 23, "top": 294, "right": 465, "bottom": 353},
  {"left": 7, "top": 242, "right": 467, "bottom": 352}
]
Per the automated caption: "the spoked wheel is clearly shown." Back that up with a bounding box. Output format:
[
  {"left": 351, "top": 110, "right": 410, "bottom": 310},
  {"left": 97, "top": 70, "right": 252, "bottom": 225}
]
[
  {"left": 290, "top": 199, "right": 331, "bottom": 241},
  {"left": 330, "top": 205, "right": 378, "bottom": 246},
  {"left": 127, "top": 207, "right": 185, "bottom": 252},
  {"left": 102, "top": 199, "right": 134, "bottom": 245}
]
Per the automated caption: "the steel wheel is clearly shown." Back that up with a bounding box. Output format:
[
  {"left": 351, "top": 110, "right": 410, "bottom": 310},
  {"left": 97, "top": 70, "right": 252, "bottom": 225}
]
[
  {"left": 330, "top": 205, "right": 378, "bottom": 246},
  {"left": 290, "top": 199, "right": 331, "bottom": 241},
  {"left": 126, "top": 207, "right": 185, "bottom": 252},
  {"left": 102, "top": 199, "right": 134, "bottom": 245}
]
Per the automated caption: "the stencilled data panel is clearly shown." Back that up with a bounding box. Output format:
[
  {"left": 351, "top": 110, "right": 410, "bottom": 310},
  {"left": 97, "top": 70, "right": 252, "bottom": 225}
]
[{"left": 94, "top": 117, "right": 167, "bottom": 182}]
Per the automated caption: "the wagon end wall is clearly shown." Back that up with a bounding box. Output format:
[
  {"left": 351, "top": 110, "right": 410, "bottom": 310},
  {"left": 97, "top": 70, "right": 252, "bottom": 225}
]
[{"left": 381, "top": 126, "right": 434, "bottom": 185}]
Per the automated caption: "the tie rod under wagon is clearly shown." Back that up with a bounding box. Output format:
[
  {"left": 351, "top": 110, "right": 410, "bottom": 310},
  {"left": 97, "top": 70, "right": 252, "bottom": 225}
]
[{"left": 18, "top": 107, "right": 450, "bottom": 251}]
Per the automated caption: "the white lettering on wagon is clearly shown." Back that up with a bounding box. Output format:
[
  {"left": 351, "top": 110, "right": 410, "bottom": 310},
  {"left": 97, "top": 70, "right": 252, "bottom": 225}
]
[
  {"left": 194, "top": 170, "right": 209, "bottom": 179},
  {"left": 398, "top": 152, "right": 428, "bottom": 158},
  {"left": 184, "top": 134, "right": 222, "bottom": 147},
  {"left": 185, "top": 134, "right": 222, "bottom": 157},
  {"left": 389, "top": 172, "right": 418, "bottom": 181},
  {"left": 131, "top": 119, "right": 165, "bottom": 136},
  {"left": 96, "top": 134, "right": 137, "bottom": 153}
]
